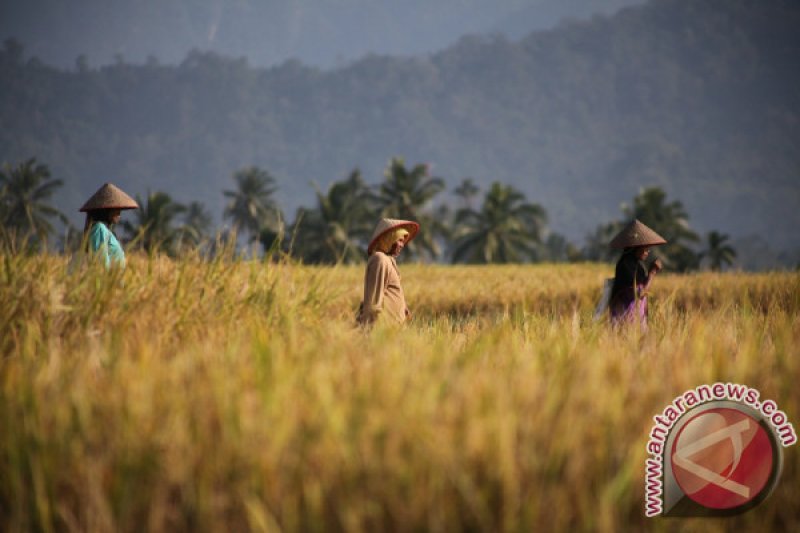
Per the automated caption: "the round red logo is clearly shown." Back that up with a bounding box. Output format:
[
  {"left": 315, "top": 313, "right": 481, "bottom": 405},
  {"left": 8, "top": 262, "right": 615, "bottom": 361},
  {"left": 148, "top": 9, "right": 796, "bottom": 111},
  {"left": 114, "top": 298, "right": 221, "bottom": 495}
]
[{"left": 670, "top": 407, "right": 774, "bottom": 509}]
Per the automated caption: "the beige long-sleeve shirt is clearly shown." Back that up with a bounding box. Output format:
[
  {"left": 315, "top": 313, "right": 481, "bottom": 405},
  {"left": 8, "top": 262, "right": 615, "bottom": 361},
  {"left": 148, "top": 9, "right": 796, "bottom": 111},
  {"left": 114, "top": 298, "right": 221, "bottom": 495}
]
[{"left": 359, "top": 251, "right": 408, "bottom": 325}]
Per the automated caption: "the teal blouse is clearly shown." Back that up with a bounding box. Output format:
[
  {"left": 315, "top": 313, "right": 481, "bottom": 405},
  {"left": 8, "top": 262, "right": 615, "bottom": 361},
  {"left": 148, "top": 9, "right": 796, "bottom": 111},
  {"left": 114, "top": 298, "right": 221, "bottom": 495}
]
[{"left": 89, "top": 222, "right": 125, "bottom": 268}]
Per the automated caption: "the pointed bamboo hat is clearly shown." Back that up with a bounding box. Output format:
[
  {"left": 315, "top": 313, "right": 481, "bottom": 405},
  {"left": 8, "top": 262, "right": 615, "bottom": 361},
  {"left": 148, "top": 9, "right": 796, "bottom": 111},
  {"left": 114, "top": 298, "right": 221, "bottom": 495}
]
[
  {"left": 79, "top": 182, "right": 139, "bottom": 212},
  {"left": 367, "top": 218, "right": 420, "bottom": 255},
  {"left": 609, "top": 219, "right": 667, "bottom": 249}
]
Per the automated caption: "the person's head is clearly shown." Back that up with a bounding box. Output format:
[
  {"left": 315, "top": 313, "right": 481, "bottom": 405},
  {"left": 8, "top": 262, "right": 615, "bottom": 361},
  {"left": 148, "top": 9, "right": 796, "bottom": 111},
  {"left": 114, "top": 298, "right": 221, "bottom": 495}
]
[
  {"left": 623, "top": 245, "right": 651, "bottom": 260},
  {"left": 92, "top": 208, "right": 121, "bottom": 225},
  {"left": 367, "top": 218, "right": 419, "bottom": 256},
  {"left": 84, "top": 208, "right": 122, "bottom": 232},
  {"left": 375, "top": 228, "right": 410, "bottom": 256}
]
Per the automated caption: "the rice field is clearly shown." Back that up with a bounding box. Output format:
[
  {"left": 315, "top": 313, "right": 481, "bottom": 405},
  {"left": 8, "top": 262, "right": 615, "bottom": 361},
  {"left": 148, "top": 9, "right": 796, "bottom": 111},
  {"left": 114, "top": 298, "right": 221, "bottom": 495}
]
[{"left": 1, "top": 252, "right": 798, "bottom": 532}]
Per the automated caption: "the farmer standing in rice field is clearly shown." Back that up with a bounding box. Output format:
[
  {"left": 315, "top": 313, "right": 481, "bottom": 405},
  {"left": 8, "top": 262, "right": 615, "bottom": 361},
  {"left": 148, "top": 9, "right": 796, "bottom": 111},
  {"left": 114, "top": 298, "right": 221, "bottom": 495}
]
[
  {"left": 608, "top": 219, "right": 666, "bottom": 330},
  {"left": 79, "top": 183, "right": 138, "bottom": 268},
  {"left": 357, "top": 218, "right": 419, "bottom": 327}
]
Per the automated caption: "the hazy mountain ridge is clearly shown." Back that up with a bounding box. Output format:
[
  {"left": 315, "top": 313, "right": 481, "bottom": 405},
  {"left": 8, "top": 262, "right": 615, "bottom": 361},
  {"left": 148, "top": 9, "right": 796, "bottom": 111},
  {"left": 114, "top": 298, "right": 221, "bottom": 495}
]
[
  {"left": 0, "top": 0, "right": 645, "bottom": 69},
  {"left": 0, "top": 0, "right": 798, "bottom": 249}
]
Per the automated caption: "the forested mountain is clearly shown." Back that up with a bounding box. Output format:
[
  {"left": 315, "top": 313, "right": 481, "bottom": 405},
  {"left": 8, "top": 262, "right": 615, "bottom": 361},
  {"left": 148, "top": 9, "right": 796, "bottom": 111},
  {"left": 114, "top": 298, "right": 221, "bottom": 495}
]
[
  {"left": 1, "top": 0, "right": 798, "bottom": 248},
  {"left": 0, "top": 0, "right": 644, "bottom": 68}
]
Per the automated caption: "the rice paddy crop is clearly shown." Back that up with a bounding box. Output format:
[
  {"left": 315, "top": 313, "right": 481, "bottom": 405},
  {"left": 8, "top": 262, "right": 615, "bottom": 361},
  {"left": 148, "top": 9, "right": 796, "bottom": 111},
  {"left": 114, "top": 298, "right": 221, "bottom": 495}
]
[{"left": 1, "top": 252, "right": 798, "bottom": 532}]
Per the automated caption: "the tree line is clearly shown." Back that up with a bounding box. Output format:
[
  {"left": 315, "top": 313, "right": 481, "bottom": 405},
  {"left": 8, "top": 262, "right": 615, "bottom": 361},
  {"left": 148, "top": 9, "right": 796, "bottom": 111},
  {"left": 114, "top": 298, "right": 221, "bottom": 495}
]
[
  {"left": 0, "top": 157, "right": 737, "bottom": 271},
  {"left": 2, "top": 0, "right": 798, "bottom": 251}
]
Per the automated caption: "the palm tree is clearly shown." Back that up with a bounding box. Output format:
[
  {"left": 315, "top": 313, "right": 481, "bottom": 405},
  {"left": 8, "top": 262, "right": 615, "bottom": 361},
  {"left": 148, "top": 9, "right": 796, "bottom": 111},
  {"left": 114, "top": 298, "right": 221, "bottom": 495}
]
[
  {"left": 177, "top": 201, "right": 213, "bottom": 248},
  {"left": 701, "top": 231, "right": 737, "bottom": 271},
  {"left": 58, "top": 223, "right": 84, "bottom": 254},
  {"left": 373, "top": 157, "right": 446, "bottom": 260},
  {"left": 542, "top": 232, "right": 581, "bottom": 263},
  {"left": 451, "top": 182, "right": 547, "bottom": 264},
  {"left": 223, "top": 166, "right": 280, "bottom": 243},
  {"left": 0, "top": 158, "right": 67, "bottom": 248},
  {"left": 622, "top": 187, "right": 700, "bottom": 271},
  {"left": 122, "top": 191, "right": 186, "bottom": 254},
  {"left": 291, "top": 170, "right": 374, "bottom": 264},
  {"left": 581, "top": 221, "right": 624, "bottom": 262},
  {"left": 454, "top": 178, "right": 480, "bottom": 209}
]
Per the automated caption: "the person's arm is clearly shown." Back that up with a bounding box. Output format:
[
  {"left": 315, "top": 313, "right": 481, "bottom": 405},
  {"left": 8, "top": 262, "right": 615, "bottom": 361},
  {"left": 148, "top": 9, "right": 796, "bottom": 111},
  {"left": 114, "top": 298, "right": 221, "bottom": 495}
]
[
  {"left": 106, "top": 231, "right": 126, "bottom": 267},
  {"left": 362, "top": 255, "right": 390, "bottom": 323},
  {"left": 613, "top": 255, "right": 636, "bottom": 296},
  {"left": 650, "top": 258, "right": 663, "bottom": 273},
  {"left": 88, "top": 223, "right": 111, "bottom": 268},
  {"left": 639, "top": 259, "right": 662, "bottom": 295}
]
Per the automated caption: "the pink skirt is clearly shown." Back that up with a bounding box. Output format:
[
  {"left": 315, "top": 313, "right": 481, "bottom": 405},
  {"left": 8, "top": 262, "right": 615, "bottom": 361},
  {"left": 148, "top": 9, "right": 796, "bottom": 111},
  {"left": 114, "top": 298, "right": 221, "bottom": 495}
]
[{"left": 610, "top": 292, "right": 648, "bottom": 331}]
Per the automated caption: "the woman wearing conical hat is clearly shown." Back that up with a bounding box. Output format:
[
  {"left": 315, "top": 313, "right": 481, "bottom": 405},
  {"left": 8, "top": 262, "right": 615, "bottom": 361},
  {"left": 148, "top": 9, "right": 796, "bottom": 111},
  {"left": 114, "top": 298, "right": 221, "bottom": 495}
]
[
  {"left": 357, "top": 218, "right": 419, "bottom": 327},
  {"left": 79, "top": 183, "right": 138, "bottom": 268},
  {"left": 608, "top": 219, "right": 666, "bottom": 329}
]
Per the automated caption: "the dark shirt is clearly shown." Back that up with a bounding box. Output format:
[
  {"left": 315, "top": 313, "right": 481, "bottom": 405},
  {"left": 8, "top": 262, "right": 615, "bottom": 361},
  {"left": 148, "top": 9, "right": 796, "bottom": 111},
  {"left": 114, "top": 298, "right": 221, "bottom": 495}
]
[{"left": 610, "top": 250, "right": 649, "bottom": 309}]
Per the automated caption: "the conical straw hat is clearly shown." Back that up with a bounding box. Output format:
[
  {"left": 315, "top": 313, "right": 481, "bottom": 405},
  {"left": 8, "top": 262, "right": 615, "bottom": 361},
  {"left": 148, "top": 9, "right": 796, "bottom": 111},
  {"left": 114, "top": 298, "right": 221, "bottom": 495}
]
[
  {"left": 609, "top": 219, "right": 667, "bottom": 249},
  {"left": 79, "top": 183, "right": 139, "bottom": 212},
  {"left": 367, "top": 218, "right": 420, "bottom": 255}
]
